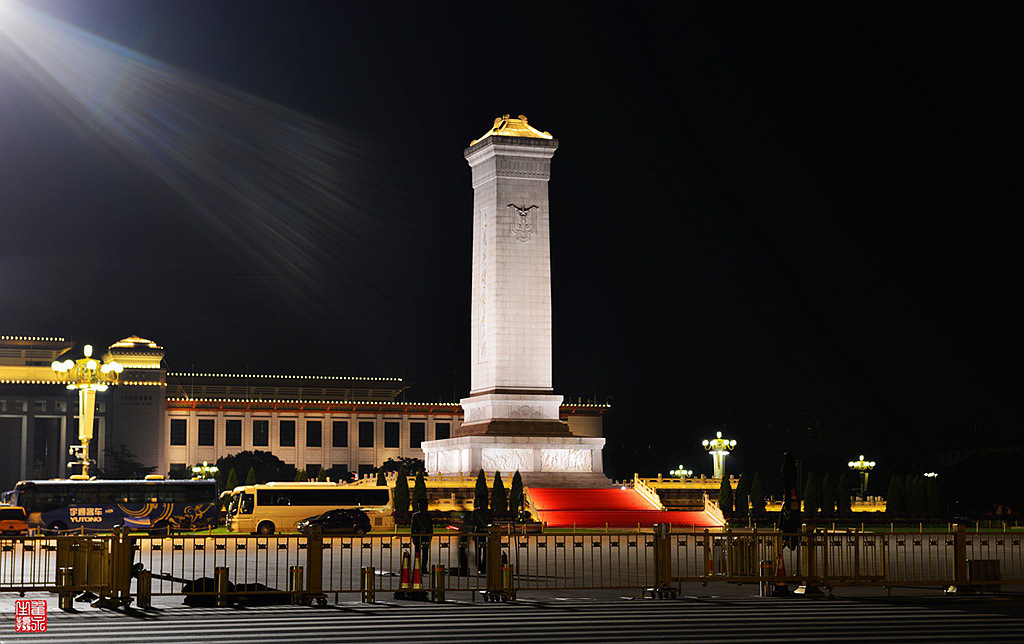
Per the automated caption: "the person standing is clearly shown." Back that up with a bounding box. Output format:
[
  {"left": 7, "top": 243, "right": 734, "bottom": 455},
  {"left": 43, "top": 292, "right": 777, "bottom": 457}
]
[{"left": 410, "top": 498, "right": 433, "bottom": 574}]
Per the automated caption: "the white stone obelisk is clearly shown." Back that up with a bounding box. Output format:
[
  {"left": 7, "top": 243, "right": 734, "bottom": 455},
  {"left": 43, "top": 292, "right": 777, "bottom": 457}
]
[{"left": 421, "top": 115, "right": 606, "bottom": 485}]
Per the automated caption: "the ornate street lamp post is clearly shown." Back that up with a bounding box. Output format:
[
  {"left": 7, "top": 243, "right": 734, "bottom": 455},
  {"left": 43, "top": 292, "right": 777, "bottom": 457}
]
[
  {"left": 702, "top": 431, "right": 736, "bottom": 479},
  {"left": 51, "top": 344, "right": 122, "bottom": 478},
  {"left": 669, "top": 465, "right": 693, "bottom": 478},
  {"left": 191, "top": 461, "right": 219, "bottom": 480},
  {"left": 847, "top": 455, "right": 876, "bottom": 496}
]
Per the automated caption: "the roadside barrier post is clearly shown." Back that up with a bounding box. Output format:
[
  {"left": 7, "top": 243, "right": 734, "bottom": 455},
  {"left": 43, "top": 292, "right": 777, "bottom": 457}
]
[
  {"left": 486, "top": 524, "right": 502, "bottom": 595},
  {"left": 501, "top": 560, "right": 515, "bottom": 601},
  {"left": 57, "top": 567, "right": 74, "bottom": 611},
  {"left": 646, "top": 523, "right": 675, "bottom": 598},
  {"left": 215, "top": 566, "right": 229, "bottom": 607},
  {"left": 946, "top": 524, "right": 969, "bottom": 595},
  {"left": 137, "top": 569, "right": 152, "bottom": 609},
  {"left": 361, "top": 566, "right": 375, "bottom": 603},
  {"left": 306, "top": 526, "right": 324, "bottom": 599},
  {"left": 795, "top": 524, "right": 822, "bottom": 595},
  {"left": 289, "top": 565, "right": 304, "bottom": 605},
  {"left": 109, "top": 527, "right": 133, "bottom": 607},
  {"left": 702, "top": 529, "right": 712, "bottom": 580},
  {"left": 431, "top": 565, "right": 446, "bottom": 603}
]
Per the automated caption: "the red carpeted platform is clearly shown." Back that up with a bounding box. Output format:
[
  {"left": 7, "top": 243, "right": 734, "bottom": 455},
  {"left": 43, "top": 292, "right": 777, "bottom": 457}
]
[{"left": 527, "top": 488, "right": 723, "bottom": 528}]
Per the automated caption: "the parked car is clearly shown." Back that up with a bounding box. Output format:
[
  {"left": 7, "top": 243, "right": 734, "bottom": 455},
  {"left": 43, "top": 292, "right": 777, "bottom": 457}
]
[
  {"left": 296, "top": 509, "right": 371, "bottom": 535},
  {"left": 0, "top": 506, "right": 28, "bottom": 535}
]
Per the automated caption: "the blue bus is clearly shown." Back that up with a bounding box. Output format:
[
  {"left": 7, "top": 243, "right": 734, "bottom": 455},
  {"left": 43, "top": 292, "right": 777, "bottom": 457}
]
[{"left": 10, "top": 479, "right": 219, "bottom": 534}]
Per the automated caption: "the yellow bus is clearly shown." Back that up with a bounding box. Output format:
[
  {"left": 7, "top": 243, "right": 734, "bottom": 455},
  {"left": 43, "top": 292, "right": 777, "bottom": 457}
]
[{"left": 227, "top": 482, "right": 393, "bottom": 535}]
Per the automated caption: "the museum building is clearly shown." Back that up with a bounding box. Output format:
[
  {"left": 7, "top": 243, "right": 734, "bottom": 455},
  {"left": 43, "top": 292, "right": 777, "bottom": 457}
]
[{"left": 0, "top": 334, "right": 606, "bottom": 490}]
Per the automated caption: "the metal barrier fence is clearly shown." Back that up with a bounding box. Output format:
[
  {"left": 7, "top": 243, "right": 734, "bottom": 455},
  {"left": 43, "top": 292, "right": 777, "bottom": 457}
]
[{"left": 2, "top": 524, "right": 1022, "bottom": 610}]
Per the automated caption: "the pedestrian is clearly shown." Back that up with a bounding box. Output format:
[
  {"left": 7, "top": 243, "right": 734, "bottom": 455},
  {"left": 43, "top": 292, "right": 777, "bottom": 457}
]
[
  {"left": 472, "top": 502, "right": 492, "bottom": 574},
  {"left": 410, "top": 498, "right": 433, "bottom": 574}
]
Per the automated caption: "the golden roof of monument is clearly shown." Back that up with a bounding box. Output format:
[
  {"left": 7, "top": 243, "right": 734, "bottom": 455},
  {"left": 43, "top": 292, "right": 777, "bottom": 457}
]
[{"left": 471, "top": 114, "right": 554, "bottom": 145}]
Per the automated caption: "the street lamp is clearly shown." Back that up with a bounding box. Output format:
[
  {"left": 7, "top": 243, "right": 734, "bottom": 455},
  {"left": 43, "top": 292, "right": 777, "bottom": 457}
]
[
  {"left": 847, "top": 455, "right": 876, "bottom": 496},
  {"left": 51, "top": 344, "right": 123, "bottom": 478},
  {"left": 702, "top": 431, "right": 736, "bottom": 479},
  {"left": 669, "top": 465, "right": 693, "bottom": 478},
  {"left": 191, "top": 461, "right": 219, "bottom": 480}
]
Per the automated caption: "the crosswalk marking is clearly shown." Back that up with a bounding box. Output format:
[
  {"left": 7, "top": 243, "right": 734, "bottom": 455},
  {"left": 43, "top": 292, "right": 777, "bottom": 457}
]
[{"left": 3, "top": 598, "right": 1023, "bottom": 643}]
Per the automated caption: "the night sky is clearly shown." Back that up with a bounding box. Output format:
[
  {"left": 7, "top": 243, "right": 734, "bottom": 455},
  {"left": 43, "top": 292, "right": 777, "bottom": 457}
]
[{"left": 1, "top": 2, "right": 1020, "bottom": 481}]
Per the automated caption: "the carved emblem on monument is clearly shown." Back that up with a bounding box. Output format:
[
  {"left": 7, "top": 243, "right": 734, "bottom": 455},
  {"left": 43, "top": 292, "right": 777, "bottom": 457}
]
[
  {"left": 509, "top": 405, "right": 542, "bottom": 419},
  {"left": 507, "top": 204, "right": 538, "bottom": 242}
]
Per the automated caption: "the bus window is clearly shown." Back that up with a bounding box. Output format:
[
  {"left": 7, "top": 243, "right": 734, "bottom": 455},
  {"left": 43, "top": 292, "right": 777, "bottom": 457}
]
[
  {"left": 127, "top": 487, "right": 155, "bottom": 503},
  {"left": 157, "top": 487, "right": 186, "bottom": 503},
  {"left": 95, "top": 487, "right": 120, "bottom": 504},
  {"left": 185, "top": 482, "right": 216, "bottom": 502}
]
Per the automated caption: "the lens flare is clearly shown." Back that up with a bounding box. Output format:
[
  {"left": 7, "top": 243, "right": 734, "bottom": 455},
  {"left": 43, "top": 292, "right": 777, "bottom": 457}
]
[{"left": 0, "top": 2, "right": 404, "bottom": 356}]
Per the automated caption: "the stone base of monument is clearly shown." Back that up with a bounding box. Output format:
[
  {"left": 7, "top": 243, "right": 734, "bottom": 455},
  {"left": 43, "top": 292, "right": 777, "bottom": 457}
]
[{"left": 420, "top": 435, "right": 611, "bottom": 488}]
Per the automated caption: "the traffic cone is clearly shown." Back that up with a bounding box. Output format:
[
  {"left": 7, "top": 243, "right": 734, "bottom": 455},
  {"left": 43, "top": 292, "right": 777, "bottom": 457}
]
[
  {"left": 399, "top": 551, "right": 411, "bottom": 590},
  {"left": 394, "top": 550, "right": 412, "bottom": 600},
  {"left": 771, "top": 553, "right": 790, "bottom": 596},
  {"left": 411, "top": 551, "right": 423, "bottom": 590}
]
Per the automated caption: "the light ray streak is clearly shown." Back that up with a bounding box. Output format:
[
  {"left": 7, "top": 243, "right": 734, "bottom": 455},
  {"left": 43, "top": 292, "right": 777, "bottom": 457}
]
[{"left": 0, "top": 2, "right": 402, "bottom": 356}]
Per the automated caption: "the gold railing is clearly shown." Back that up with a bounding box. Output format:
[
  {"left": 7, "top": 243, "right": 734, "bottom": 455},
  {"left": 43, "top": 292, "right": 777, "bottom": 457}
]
[{"left": 2, "top": 524, "right": 1021, "bottom": 610}]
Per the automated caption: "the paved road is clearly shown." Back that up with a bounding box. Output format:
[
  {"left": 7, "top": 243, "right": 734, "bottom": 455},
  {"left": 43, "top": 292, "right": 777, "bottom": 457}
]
[{"left": 2, "top": 595, "right": 1024, "bottom": 643}]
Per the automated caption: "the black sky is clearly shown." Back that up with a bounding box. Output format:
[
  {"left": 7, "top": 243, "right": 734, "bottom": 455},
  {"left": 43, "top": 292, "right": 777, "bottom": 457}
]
[{"left": 1, "top": 2, "right": 1020, "bottom": 480}]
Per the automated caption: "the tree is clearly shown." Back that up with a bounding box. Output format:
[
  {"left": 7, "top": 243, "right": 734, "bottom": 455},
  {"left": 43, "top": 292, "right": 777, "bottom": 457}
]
[
  {"left": 803, "top": 471, "right": 822, "bottom": 517},
  {"left": 492, "top": 471, "right": 508, "bottom": 515},
  {"left": 323, "top": 465, "right": 355, "bottom": 483},
  {"left": 244, "top": 466, "right": 257, "bottom": 486},
  {"left": 821, "top": 471, "right": 837, "bottom": 519},
  {"left": 216, "top": 450, "right": 296, "bottom": 484},
  {"left": 168, "top": 464, "right": 191, "bottom": 480},
  {"left": 224, "top": 467, "right": 239, "bottom": 492},
  {"left": 295, "top": 469, "right": 308, "bottom": 482},
  {"left": 926, "top": 477, "right": 945, "bottom": 517},
  {"left": 718, "top": 472, "right": 733, "bottom": 514},
  {"left": 412, "top": 470, "right": 427, "bottom": 507},
  {"left": 835, "top": 472, "right": 852, "bottom": 516},
  {"left": 749, "top": 472, "right": 766, "bottom": 518},
  {"left": 886, "top": 474, "right": 904, "bottom": 517},
  {"left": 509, "top": 471, "right": 524, "bottom": 518},
  {"left": 376, "top": 457, "right": 425, "bottom": 475},
  {"left": 733, "top": 473, "right": 751, "bottom": 518},
  {"left": 474, "top": 469, "right": 489, "bottom": 511},
  {"left": 393, "top": 466, "right": 410, "bottom": 513},
  {"left": 375, "top": 469, "right": 387, "bottom": 486},
  {"left": 98, "top": 445, "right": 156, "bottom": 480},
  {"left": 316, "top": 468, "right": 327, "bottom": 482},
  {"left": 906, "top": 475, "right": 928, "bottom": 517}
]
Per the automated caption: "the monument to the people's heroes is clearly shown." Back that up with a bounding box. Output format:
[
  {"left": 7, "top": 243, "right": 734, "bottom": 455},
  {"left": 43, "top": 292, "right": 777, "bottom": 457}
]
[{"left": 421, "top": 115, "right": 609, "bottom": 486}]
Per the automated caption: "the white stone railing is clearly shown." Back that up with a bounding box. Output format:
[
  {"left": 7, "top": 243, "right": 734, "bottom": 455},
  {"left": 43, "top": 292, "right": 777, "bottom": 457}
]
[
  {"left": 632, "top": 474, "right": 665, "bottom": 510},
  {"left": 763, "top": 496, "right": 887, "bottom": 513},
  {"left": 638, "top": 474, "right": 739, "bottom": 489},
  {"left": 703, "top": 493, "right": 726, "bottom": 525}
]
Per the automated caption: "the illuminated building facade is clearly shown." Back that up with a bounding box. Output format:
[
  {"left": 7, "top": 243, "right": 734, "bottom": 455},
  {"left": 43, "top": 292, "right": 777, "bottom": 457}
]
[{"left": 0, "top": 335, "right": 606, "bottom": 489}]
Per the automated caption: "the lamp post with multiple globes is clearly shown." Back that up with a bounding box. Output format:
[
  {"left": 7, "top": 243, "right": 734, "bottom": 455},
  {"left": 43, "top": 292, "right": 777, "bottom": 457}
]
[
  {"left": 51, "top": 344, "right": 122, "bottom": 478},
  {"left": 191, "top": 461, "right": 219, "bottom": 480},
  {"left": 847, "top": 455, "right": 876, "bottom": 497},
  {"left": 669, "top": 466, "right": 693, "bottom": 478},
  {"left": 702, "top": 431, "right": 736, "bottom": 479}
]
